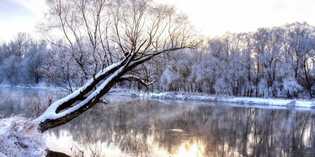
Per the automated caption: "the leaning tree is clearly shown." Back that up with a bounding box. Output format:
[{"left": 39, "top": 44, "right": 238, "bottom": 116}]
[{"left": 34, "top": 0, "right": 196, "bottom": 132}]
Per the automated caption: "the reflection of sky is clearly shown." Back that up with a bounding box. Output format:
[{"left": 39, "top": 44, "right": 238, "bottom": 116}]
[{"left": 45, "top": 130, "right": 207, "bottom": 157}]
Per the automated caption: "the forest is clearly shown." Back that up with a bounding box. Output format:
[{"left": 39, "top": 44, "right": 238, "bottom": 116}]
[{"left": 1, "top": 22, "right": 314, "bottom": 98}]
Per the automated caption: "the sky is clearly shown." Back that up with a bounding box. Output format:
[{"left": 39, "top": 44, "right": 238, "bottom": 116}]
[
  {"left": 1, "top": 0, "right": 315, "bottom": 42},
  {"left": 0, "top": 0, "right": 47, "bottom": 42}
]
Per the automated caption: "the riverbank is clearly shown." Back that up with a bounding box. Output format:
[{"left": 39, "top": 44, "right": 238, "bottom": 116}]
[
  {"left": 108, "top": 89, "right": 315, "bottom": 109},
  {"left": 0, "top": 85, "right": 314, "bottom": 109}
]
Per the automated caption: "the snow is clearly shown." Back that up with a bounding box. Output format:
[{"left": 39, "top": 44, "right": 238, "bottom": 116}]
[
  {"left": 0, "top": 117, "right": 47, "bottom": 157},
  {"left": 108, "top": 89, "right": 315, "bottom": 109}
]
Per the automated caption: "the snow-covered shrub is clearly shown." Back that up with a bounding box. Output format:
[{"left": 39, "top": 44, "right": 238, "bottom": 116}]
[
  {"left": 282, "top": 78, "right": 303, "bottom": 97},
  {"left": 214, "top": 78, "right": 232, "bottom": 95},
  {"left": 257, "top": 79, "right": 270, "bottom": 97},
  {"left": 0, "top": 117, "right": 46, "bottom": 157},
  {"left": 271, "top": 80, "right": 283, "bottom": 97},
  {"left": 160, "top": 66, "right": 180, "bottom": 90},
  {"left": 240, "top": 82, "right": 255, "bottom": 96}
]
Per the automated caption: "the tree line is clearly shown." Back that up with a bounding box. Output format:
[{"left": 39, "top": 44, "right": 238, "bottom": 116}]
[
  {"left": 1, "top": 22, "right": 315, "bottom": 98},
  {"left": 144, "top": 22, "right": 315, "bottom": 98}
]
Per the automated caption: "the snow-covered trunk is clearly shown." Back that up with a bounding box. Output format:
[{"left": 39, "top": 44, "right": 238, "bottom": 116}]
[{"left": 33, "top": 54, "right": 134, "bottom": 132}]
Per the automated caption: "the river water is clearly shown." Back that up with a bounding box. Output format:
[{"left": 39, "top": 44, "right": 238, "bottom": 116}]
[{"left": 0, "top": 87, "right": 315, "bottom": 157}]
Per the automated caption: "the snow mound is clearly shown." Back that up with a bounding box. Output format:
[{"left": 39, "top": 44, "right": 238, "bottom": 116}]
[{"left": 0, "top": 117, "right": 47, "bottom": 157}]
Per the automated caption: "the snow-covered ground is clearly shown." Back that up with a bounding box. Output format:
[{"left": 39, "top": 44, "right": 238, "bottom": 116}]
[
  {"left": 108, "top": 89, "right": 315, "bottom": 109},
  {"left": 0, "top": 117, "right": 47, "bottom": 157}
]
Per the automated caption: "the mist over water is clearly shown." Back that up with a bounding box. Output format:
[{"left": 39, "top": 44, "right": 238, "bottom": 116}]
[
  {"left": 0, "top": 87, "right": 62, "bottom": 118},
  {"left": 1, "top": 87, "right": 315, "bottom": 157}
]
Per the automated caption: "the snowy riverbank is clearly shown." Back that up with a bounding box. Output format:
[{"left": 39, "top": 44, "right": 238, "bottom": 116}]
[
  {"left": 0, "top": 85, "right": 314, "bottom": 109},
  {"left": 108, "top": 89, "right": 315, "bottom": 109}
]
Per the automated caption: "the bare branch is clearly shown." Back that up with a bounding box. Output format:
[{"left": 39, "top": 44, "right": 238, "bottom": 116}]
[{"left": 118, "top": 74, "right": 154, "bottom": 88}]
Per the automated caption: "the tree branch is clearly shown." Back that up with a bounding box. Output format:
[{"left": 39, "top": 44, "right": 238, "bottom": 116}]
[{"left": 118, "top": 74, "right": 154, "bottom": 88}]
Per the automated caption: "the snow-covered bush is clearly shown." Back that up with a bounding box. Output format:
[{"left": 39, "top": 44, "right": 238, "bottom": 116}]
[
  {"left": 160, "top": 66, "right": 180, "bottom": 91},
  {"left": 282, "top": 78, "right": 303, "bottom": 97},
  {"left": 257, "top": 79, "right": 270, "bottom": 97},
  {"left": 0, "top": 117, "right": 46, "bottom": 157},
  {"left": 214, "top": 78, "right": 232, "bottom": 95}
]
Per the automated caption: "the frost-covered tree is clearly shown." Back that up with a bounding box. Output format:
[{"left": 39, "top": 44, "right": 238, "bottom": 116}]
[
  {"left": 0, "top": 34, "right": 48, "bottom": 85},
  {"left": 147, "top": 22, "right": 315, "bottom": 98},
  {"left": 35, "top": 0, "right": 196, "bottom": 131},
  {"left": 2, "top": 21, "right": 315, "bottom": 99},
  {"left": 284, "top": 23, "right": 315, "bottom": 97}
]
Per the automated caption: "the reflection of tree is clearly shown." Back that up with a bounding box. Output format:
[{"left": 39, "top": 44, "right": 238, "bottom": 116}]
[{"left": 47, "top": 99, "right": 315, "bottom": 157}]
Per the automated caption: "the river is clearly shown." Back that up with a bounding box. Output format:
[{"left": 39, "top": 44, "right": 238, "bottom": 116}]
[{"left": 0, "top": 87, "right": 314, "bottom": 157}]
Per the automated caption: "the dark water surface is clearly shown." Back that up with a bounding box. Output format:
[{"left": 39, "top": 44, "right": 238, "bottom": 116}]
[{"left": 0, "top": 87, "right": 315, "bottom": 157}]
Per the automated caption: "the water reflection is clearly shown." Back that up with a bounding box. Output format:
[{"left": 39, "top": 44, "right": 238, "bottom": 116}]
[
  {"left": 45, "top": 98, "right": 315, "bottom": 157},
  {"left": 0, "top": 88, "right": 315, "bottom": 157}
]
